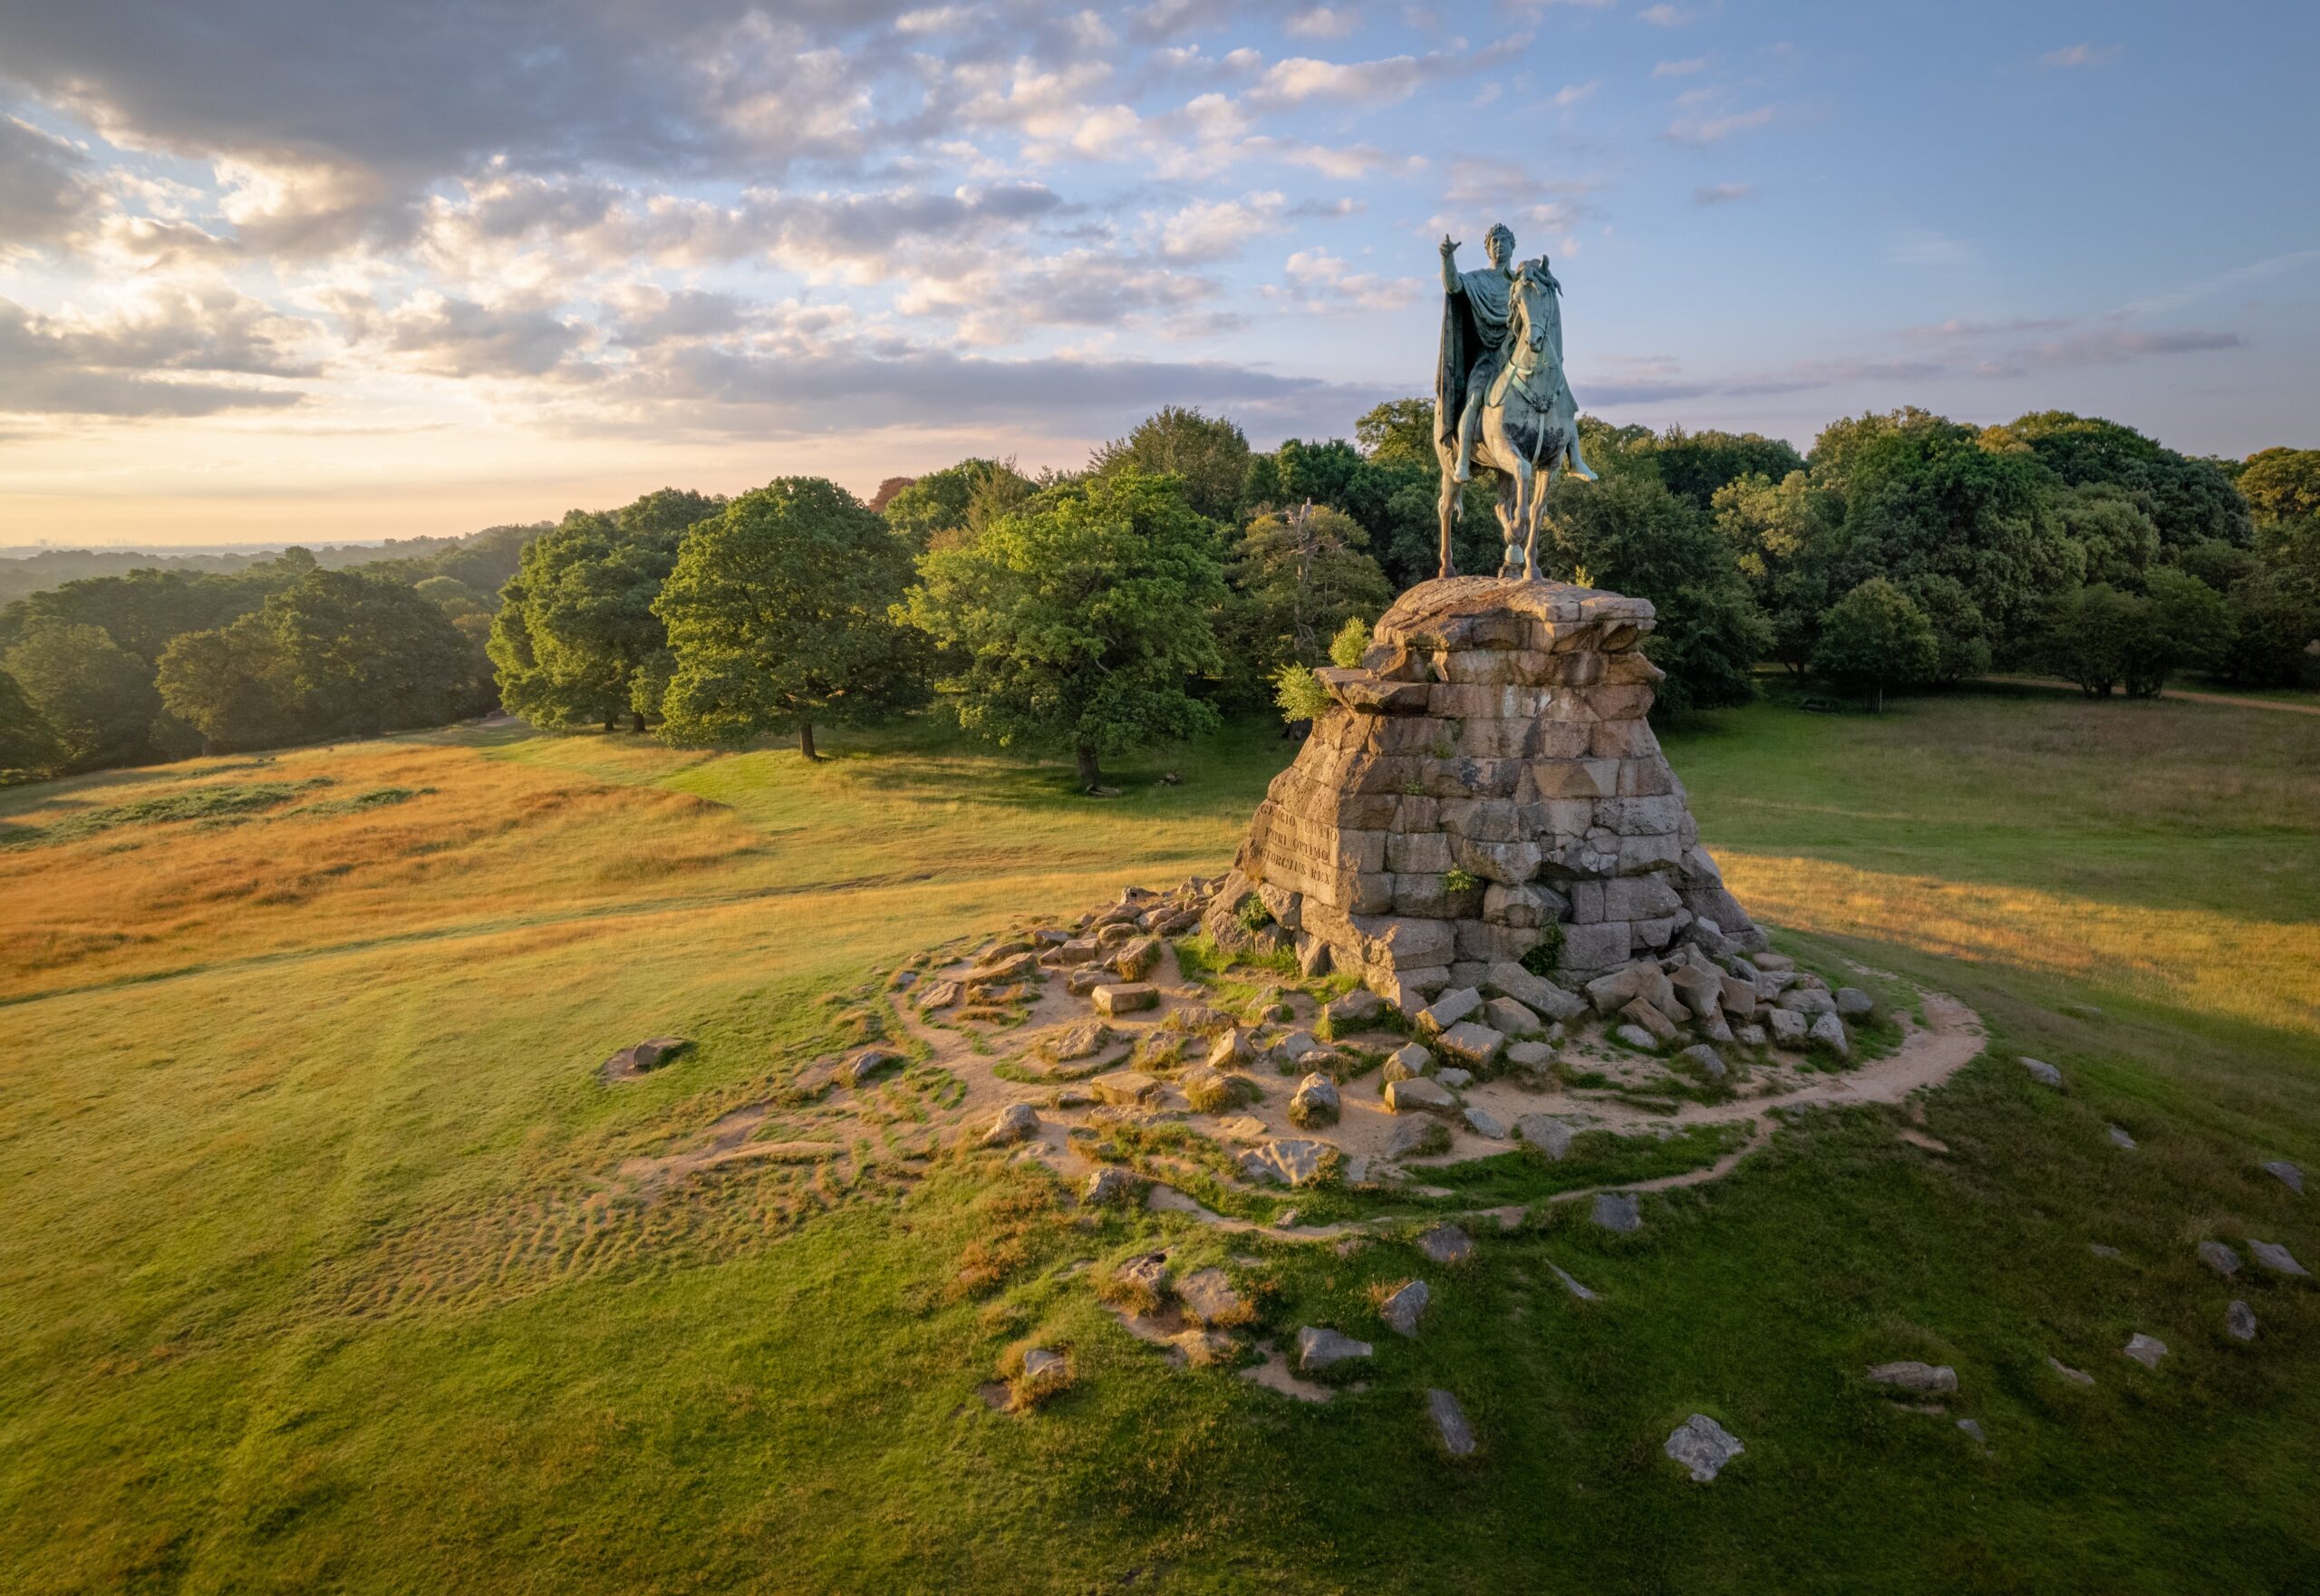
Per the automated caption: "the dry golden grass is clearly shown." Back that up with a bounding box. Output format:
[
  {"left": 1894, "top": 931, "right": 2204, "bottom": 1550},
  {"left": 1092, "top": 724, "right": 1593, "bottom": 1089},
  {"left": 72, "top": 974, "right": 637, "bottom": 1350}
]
[{"left": 1725, "top": 854, "right": 2320, "bottom": 1040}]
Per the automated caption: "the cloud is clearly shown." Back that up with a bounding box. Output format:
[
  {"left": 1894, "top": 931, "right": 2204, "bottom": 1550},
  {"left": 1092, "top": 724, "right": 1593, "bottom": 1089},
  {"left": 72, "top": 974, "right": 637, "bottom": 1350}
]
[
  {"left": 1666, "top": 103, "right": 1777, "bottom": 145},
  {"left": 1636, "top": 5, "right": 1686, "bottom": 25},
  {"left": 1246, "top": 37, "right": 1523, "bottom": 109},
  {"left": 0, "top": 295, "right": 309, "bottom": 416},
  {"left": 0, "top": 114, "right": 99, "bottom": 254},
  {"left": 1153, "top": 191, "right": 1291, "bottom": 261},
  {"left": 1552, "top": 81, "right": 1599, "bottom": 108},
  {"left": 1693, "top": 182, "right": 1755, "bottom": 204},
  {"left": 2016, "top": 327, "right": 2241, "bottom": 367},
  {"left": 2040, "top": 44, "right": 2122, "bottom": 68},
  {"left": 1284, "top": 6, "right": 1360, "bottom": 39},
  {"left": 1261, "top": 247, "right": 1421, "bottom": 313},
  {"left": 347, "top": 293, "right": 593, "bottom": 379},
  {"left": 1652, "top": 56, "right": 1707, "bottom": 77}
]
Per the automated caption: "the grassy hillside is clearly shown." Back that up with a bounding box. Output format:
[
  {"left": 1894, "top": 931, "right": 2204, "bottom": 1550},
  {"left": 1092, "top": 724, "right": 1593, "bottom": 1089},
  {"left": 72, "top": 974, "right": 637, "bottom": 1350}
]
[{"left": 1, "top": 694, "right": 2315, "bottom": 1593}]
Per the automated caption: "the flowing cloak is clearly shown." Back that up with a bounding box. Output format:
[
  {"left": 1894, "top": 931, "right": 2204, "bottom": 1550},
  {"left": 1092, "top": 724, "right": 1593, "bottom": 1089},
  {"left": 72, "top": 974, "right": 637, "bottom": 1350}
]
[{"left": 1434, "top": 265, "right": 1516, "bottom": 450}]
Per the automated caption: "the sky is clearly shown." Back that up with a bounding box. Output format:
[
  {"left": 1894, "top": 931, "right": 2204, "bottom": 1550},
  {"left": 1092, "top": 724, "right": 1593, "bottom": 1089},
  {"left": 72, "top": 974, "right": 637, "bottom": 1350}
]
[{"left": 1, "top": 0, "right": 2315, "bottom": 548}]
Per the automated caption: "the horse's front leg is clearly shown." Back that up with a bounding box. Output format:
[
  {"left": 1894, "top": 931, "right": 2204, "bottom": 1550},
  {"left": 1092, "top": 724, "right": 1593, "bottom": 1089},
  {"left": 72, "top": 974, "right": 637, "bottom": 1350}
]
[
  {"left": 1526, "top": 459, "right": 1555, "bottom": 580},
  {"left": 1436, "top": 460, "right": 1461, "bottom": 580},
  {"left": 1501, "top": 460, "right": 1529, "bottom": 578}
]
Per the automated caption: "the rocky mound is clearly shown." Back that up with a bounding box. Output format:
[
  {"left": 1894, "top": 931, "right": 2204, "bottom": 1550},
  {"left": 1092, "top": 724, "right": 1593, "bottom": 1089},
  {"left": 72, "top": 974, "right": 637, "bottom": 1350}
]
[{"left": 1206, "top": 576, "right": 1764, "bottom": 1007}]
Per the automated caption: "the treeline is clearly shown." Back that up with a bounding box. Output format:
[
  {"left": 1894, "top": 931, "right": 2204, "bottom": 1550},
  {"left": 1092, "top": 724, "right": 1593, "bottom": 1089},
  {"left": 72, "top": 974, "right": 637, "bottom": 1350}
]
[
  {"left": 4, "top": 403, "right": 2315, "bottom": 787},
  {"left": 0, "top": 529, "right": 546, "bottom": 606},
  {"left": 0, "top": 528, "right": 532, "bottom": 779}
]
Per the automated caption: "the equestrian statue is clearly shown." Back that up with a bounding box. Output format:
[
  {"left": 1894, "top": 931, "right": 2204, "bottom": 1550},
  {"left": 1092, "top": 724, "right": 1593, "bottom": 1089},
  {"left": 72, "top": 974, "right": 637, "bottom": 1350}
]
[{"left": 1434, "top": 222, "right": 1594, "bottom": 580}]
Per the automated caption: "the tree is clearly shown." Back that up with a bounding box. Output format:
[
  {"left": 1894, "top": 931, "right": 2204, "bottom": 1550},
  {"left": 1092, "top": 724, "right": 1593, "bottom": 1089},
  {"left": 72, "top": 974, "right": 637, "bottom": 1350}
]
[
  {"left": 616, "top": 487, "right": 720, "bottom": 537},
  {"left": 1089, "top": 406, "right": 1252, "bottom": 522},
  {"left": 2, "top": 622, "right": 161, "bottom": 769},
  {"left": 1986, "top": 411, "right": 2251, "bottom": 549},
  {"left": 1711, "top": 469, "right": 1842, "bottom": 675},
  {"left": 903, "top": 469, "right": 1227, "bottom": 788},
  {"left": 652, "top": 478, "right": 928, "bottom": 759},
  {"left": 1812, "top": 409, "right": 2081, "bottom": 655},
  {"left": 1542, "top": 471, "right": 1770, "bottom": 713},
  {"left": 1811, "top": 578, "right": 1938, "bottom": 711},
  {"left": 260, "top": 569, "right": 483, "bottom": 738},
  {"left": 881, "top": 458, "right": 1036, "bottom": 549},
  {"left": 2238, "top": 448, "right": 2320, "bottom": 527},
  {"left": 1216, "top": 501, "right": 1393, "bottom": 705},
  {"left": 0, "top": 669, "right": 61, "bottom": 780},
  {"left": 1355, "top": 397, "right": 1436, "bottom": 466},
  {"left": 157, "top": 617, "right": 295, "bottom": 752},
  {"left": 1628, "top": 426, "right": 1806, "bottom": 513},
  {"left": 488, "top": 511, "right": 679, "bottom": 731},
  {"left": 867, "top": 476, "right": 916, "bottom": 514},
  {"left": 2054, "top": 482, "right": 2160, "bottom": 589}
]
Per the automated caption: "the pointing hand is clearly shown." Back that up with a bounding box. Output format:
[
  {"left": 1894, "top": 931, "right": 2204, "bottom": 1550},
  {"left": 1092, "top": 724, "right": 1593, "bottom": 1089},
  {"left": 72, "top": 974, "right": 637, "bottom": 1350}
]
[{"left": 1440, "top": 234, "right": 1460, "bottom": 256}]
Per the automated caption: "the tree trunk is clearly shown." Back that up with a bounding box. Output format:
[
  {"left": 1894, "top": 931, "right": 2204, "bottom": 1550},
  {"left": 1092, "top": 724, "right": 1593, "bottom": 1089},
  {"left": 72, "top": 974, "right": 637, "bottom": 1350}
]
[
  {"left": 1075, "top": 743, "right": 1103, "bottom": 788},
  {"left": 630, "top": 711, "right": 645, "bottom": 733},
  {"left": 799, "top": 721, "right": 817, "bottom": 760},
  {"left": 603, "top": 713, "right": 615, "bottom": 732}
]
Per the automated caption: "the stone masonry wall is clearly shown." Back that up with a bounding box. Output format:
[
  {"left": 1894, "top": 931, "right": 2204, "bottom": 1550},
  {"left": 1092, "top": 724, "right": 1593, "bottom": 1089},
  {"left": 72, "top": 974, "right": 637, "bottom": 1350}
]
[{"left": 1204, "top": 575, "right": 1763, "bottom": 1006}]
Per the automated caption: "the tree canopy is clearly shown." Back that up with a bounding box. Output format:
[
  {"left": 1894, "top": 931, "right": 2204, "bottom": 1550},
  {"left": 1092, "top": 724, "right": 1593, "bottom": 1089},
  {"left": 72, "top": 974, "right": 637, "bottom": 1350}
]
[
  {"left": 1088, "top": 406, "right": 1252, "bottom": 522},
  {"left": 488, "top": 509, "right": 683, "bottom": 731},
  {"left": 653, "top": 478, "right": 928, "bottom": 757},
  {"left": 903, "top": 469, "right": 1227, "bottom": 788}
]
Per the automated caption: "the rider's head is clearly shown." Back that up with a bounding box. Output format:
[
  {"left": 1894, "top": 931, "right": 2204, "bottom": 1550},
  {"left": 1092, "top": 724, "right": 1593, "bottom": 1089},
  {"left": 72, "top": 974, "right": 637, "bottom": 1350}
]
[{"left": 1484, "top": 223, "right": 1514, "bottom": 268}]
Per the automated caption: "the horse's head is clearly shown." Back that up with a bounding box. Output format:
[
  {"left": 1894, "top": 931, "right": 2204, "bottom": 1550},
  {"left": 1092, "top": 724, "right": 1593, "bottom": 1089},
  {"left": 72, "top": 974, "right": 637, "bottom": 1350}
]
[{"left": 1508, "top": 259, "right": 1558, "bottom": 377}]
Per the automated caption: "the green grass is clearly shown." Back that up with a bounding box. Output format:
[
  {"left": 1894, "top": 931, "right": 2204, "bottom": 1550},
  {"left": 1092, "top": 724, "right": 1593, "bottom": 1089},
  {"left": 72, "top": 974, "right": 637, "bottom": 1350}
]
[{"left": 1, "top": 695, "right": 2316, "bottom": 1592}]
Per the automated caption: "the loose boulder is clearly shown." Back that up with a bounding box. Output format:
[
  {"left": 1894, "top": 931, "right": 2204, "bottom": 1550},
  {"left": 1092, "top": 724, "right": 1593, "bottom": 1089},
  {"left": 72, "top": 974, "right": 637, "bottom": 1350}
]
[
  {"left": 1427, "top": 1388, "right": 1477, "bottom": 1457},
  {"left": 981, "top": 1103, "right": 1040, "bottom": 1147},
  {"left": 1296, "top": 1325, "right": 1373, "bottom": 1373},
  {"left": 1664, "top": 1415, "right": 1744, "bottom": 1483},
  {"left": 1866, "top": 1361, "right": 1958, "bottom": 1394},
  {"left": 1378, "top": 1279, "right": 1431, "bottom": 1338},
  {"left": 1289, "top": 1072, "right": 1341, "bottom": 1127}
]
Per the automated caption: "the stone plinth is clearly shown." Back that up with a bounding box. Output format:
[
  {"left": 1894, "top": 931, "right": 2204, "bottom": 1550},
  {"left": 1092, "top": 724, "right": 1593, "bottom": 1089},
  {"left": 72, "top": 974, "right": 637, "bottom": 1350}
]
[{"left": 1206, "top": 576, "right": 1762, "bottom": 1004}]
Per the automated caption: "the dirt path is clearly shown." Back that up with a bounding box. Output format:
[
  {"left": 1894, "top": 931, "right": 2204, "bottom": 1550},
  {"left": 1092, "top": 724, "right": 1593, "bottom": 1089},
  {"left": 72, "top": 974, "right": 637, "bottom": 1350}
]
[{"left": 1987, "top": 674, "right": 2320, "bottom": 717}]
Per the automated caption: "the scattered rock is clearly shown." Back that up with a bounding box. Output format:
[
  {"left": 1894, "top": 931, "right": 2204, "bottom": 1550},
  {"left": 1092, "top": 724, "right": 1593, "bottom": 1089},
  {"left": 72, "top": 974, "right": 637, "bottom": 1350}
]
[
  {"left": 1320, "top": 990, "right": 1383, "bottom": 1033},
  {"left": 1048, "top": 1020, "right": 1115, "bottom": 1061},
  {"left": 1082, "top": 1166, "right": 1132, "bottom": 1206},
  {"left": 1834, "top": 986, "right": 1875, "bottom": 1019},
  {"left": 1289, "top": 1072, "right": 1341, "bottom": 1127},
  {"left": 1957, "top": 1417, "right": 1986, "bottom": 1446},
  {"left": 1205, "top": 1029, "right": 1257, "bottom": 1069},
  {"left": 1866, "top": 1361, "right": 1958, "bottom": 1394},
  {"left": 2089, "top": 1243, "right": 2123, "bottom": 1261},
  {"left": 1481, "top": 996, "right": 1543, "bottom": 1038},
  {"left": 1110, "top": 1253, "right": 1173, "bottom": 1311},
  {"left": 1172, "top": 1328, "right": 1242, "bottom": 1368},
  {"left": 1090, "top": 1069, "right": 1159, "bottom": 1106},
  {"left": 1807, "top": 1011, "right": 1851, "bottom": 1057},
  {"left": 1677, "top": 1042, "right": 1727, "bottom": 1080},
  {"left": 841, "top": 1048, "right": 903, "bottom": 1088},
  {"left": 1112, "top": 936, "right": 1165, "bottom": 982},
  {"left": 2107, "top": 1123, "right": 2138, "bottom": 1150},
  {"left": 1664, "top": 1414, "right": 1744, "bottom": 1483},
  {"left": 1515, "top": 1114, "right": 1575, "bottom": 1160},
  {"left": 2247, "top": 1238, "right": 2309, "bottom": 1277},
  {"left": 1427, "top": 1388, "right": 1477, "bottom": 1457},
  {"left": 1015, "top": 1348, "right": 1071, "bottom": 1405},
  {"left": 603, "top": 1036, "right": 690, "bottom": 1079},
  {"left": 1503, "top": 1040, "right": 1555, "bottom": 1073},
  {"left": 1386, "top": 1117, "right": 1451, "bottom": 1160},
  {"left": 1065, "top": 968, "right": 1109, "bottom": 996},
  {"left": 1463, "top": 1105, "right": 1507, "bottom": 1139},
  {"left": 2047, "top": 1357, "right": 2094, "bottom": 1387},
  {"left": 1179, "top": 1066, "right": 1243, "bottom": 1114},
  {"left": 1434, "top": 1021, "right": 1506, "bottom": 1070},
  {"left": 1417, "top": 1224, "right": 1474, "bottom": 1264},
  {"left": 1178, "top": 1267, "right": 1250, "bottom": 1328},
  {"left": 1385, "top": 1075, "right": 1456, "bottom": 1116},
  {"left": 976, "top": 951, "right": 1040, "bottom": 982},
  {"left": 1591, "top": 1192, "right": 1642, "bottom": 1233},
  {"left": 1273, "top": 1030, "right": 1325, "bottom": 1068},
  {"left": 2226, "top": 1300, "right": 2257, "bottom": 1341},
  {"left": 1383, "top": 1041, "right": 1434, "bottom": 1081},
  {"left": 1764, "top": 1009, "right": 1808, "bottom": 1048},
  {"left": 1239, "top": 1138, "right": 1334, "bottom": 1187},
  {"left": 2198, "top": 1240, "right": 2242, "bottom": 1277},
  {"left": 1548, "top": 1260, "right": 1598, "bottom": 1301},
  {"left": 1780, "top": 986, "right": 1837, "bottom": 1018},
  {"left": 981, "top": 1103, "right": 1040, "bottom": 1147},
  {"left": 1619, "top": 998, "right": 1681, "bottom": 1045},
  {"left": 2262, "top": 1159, "right": 2305, "bottom": 1195},
  {"left": 1484, "top": 960, "right": 1588, "bottom": 1022},
  {"left": 1378, "top": 1279, "right": 1431, "bottom": 1337},
  {"left": 2019, "top": 1057, "right": 2064, "bottom": 1088},
  {"left": 1296, "top": 1325, "right": 1373, "bottom": 1373},
  {"left": 1092, "top": 983, "right": 1158, "bottom": 1017},
  {"left": 917, "top": 979, "right": 962, "bottom": 1011},
  {"left": 1436, "top": 1066, "right": 1474, "bottom": 1088},
  {"left": 1419, "top": 987, "right": 1483, "bottom": 1034},
  {"left": 1614, "top": 1022, "right": 1662, "bottom": 1051},
  {"left": 2122, "top": 1333, "right": 2168, "bottom": 1369}
]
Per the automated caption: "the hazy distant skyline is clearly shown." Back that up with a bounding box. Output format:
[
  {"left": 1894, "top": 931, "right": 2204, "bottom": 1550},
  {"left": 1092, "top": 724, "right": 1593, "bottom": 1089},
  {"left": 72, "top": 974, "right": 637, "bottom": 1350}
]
[{"left": 3, "top": 0, "right": 2315, "bottom": 546}]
